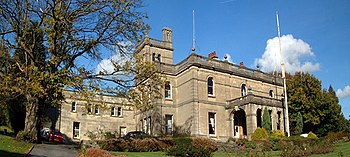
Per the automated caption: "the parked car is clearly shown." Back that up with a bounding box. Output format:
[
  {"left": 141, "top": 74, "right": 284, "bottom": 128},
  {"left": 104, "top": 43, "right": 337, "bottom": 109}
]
[
  {"left": 49, "top": 130, "right": 64, "bottom": 143},
  {"left": 122, "top": 131, "right": 149, "bottom": 140},
  {"left": 40, "top": 128, "right": 64, "bottom": 143}
]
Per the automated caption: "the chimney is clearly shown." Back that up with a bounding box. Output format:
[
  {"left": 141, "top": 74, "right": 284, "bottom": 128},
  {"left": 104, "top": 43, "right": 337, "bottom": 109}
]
[
  {"left": 208, "top": 51, "right": 218, "bottom": 59},
  {"left": 162, "top": 28, "right": 172, "bottom": 42},
  {"left": 240, "top": 62, "right": 244, "bottom": 67}
]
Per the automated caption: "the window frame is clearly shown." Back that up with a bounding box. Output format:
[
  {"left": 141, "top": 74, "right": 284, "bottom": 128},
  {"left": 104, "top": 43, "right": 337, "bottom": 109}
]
[
  {"left": 94, "top": 104, "right": 99, "bottom": 115},
  {"left": 208, "top": 112, "right": 216, "bottom": 136},
  {"left": 73, "top": 122, "right": 80, "bottom": 139},
  {"left": 71, "top": 102, "right": 76, "bottom": 112},
  {"left": 207, "top": 77, "right": 214, "bottom": 96},
  {"left": 241, "top": 84, "right": 247, "bottom": 97},
  {"left": 165, "top": 81, "right": 172, "bottom": 99}
]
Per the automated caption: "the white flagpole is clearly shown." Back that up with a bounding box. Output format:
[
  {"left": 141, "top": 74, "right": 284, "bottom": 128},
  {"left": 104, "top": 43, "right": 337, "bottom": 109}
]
[{"left": 276, "top": 11, "right": 290, "bottom": 137}]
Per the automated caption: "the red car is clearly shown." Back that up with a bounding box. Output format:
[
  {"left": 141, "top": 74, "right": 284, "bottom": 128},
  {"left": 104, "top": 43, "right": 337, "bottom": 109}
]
[{"left": 49, "top": 130, "right": 64, "bottom": 143}]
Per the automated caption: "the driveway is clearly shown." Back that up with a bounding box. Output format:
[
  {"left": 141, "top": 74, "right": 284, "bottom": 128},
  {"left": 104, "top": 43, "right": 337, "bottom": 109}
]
[{"left": 29, "top": 143, "right": 79, "bottom": 157}]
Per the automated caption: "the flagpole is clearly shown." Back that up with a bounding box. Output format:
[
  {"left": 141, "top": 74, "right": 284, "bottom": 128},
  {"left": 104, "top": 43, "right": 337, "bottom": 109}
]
[{"left": 276, "top": 11, "right": 290, "bottom": 137}]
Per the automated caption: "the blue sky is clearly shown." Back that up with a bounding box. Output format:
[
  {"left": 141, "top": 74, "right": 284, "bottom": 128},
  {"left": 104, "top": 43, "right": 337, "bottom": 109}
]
[
  {"left": 94, "top": 0, "right": 350, "bottom": 117},
  {"left": 136, "top": 0, "right": 350, "bottom": 117}
]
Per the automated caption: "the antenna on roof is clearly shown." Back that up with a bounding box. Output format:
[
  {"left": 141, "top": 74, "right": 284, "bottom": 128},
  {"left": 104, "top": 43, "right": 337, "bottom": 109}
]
[
  {"left": 192, "top": 10, "right": 196, "bottom": 53},
  {"left": 276, "top": 11, "right": 290, "bottom": 137}
]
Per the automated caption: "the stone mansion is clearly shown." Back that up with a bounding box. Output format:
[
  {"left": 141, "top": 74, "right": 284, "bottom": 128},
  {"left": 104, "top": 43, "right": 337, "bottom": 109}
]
[{"left": 58, "top": 28, "right": 287, "bottom": 141}]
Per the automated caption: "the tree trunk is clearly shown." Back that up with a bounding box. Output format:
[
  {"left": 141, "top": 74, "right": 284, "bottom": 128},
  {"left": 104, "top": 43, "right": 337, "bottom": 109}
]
[{"left": 24, "top": 94, "right": 39, "bottom": 142}]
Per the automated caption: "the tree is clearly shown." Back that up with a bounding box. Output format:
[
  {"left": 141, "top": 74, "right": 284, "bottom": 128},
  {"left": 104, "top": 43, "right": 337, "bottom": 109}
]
[
  {"left": 262, "top": 107, "right": 271, "bottom": 134},
  {"left": 294, "top": 112, "right": 303, "bottom": 135},
  {"left": 287, "top": 72, "right": 349, "bottom": 135},
  {"left": 0, "top": 0, "right": 158, "bottom": 141}
]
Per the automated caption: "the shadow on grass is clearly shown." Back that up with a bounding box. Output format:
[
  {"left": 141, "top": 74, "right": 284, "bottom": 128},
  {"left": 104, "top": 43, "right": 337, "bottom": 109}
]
[{"left": 0, "top": 149, "right": 24, "bottom": 157}]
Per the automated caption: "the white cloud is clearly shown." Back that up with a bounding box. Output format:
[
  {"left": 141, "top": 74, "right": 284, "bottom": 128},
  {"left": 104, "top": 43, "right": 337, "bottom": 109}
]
[
  {"left": 336, "top": 86, "right": 350, "bottom": 99},
  {"left": 254, "top": 34, "right": 320, "bottom": 73},
  {"left": 223, "top": 53, "right": 234, "bottom": 63},
  {"left": 95, "top": 53, "right": 130, "bottom": 74}
]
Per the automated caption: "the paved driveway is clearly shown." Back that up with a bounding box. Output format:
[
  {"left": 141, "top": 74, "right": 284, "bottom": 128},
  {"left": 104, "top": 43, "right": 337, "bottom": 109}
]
[{"left": 29, "top": 143, "right": 79, "bottom": 157}]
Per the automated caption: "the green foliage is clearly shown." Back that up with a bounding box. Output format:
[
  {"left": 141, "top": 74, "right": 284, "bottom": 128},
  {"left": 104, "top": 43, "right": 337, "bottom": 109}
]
[
  {"left": 16, "top": 130, "right": 32, "bottom": 142},
  {"left": 262, "top": 108, "right": 271, "bottom": 133},
  {"left": 295, "top": 112, "right": 303, "bottom": 135},
  {"left": 0, "top": 0, "right": 151, "bottom": 140},
  {"left": 270, "top": 130, "right": 285, "bottom": 138},
  {"left": 307, "top": 131, "right": 318, "bottom": 139},
  {"left": 166, "top": 137, "right": 217, "bottom": 157},
  {"left": 287, "top": 73, "right": 348, "bottom": 136},
  {"left": 251, "top": 128, "right": 269, "bottom": 140}
]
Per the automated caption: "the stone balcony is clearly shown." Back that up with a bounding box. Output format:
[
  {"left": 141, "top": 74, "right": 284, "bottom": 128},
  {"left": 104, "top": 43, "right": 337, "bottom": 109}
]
[{"left": 226, "top": 94, "right": 283, "bottom": 109}]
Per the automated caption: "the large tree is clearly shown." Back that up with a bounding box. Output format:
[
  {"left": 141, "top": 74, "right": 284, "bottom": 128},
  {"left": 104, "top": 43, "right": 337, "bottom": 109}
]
[
  {"left": 0, "top": 0, "right": 161, "bottom": 141},
  {"left": 287, "top": 72, "right": 348, "bottom": 135}
]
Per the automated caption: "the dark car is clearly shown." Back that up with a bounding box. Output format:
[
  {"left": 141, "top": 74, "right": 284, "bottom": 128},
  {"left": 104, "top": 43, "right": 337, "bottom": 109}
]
[{"left": 122, "top": 131, "right": 149, "bottom": 140}]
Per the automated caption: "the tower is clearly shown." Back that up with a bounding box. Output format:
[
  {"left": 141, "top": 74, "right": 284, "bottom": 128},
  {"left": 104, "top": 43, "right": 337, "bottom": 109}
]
[{"left": 135, "top": 28, "right": 174, "bottom": 65}]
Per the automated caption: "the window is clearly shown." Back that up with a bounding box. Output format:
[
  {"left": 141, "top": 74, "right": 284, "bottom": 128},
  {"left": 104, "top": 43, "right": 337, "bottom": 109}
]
[
  {"left": 277, "top": 111, "right": 281, "bottom": 130},
  {"left": 71, "top": 102, "right": 76, "bottom": 112},
  {"left": 157, "top": 54, "right": 161, "bottom": 62},
  {"left": 241, "top": 84, "right": 247, "bottom": 97},
  {"left": 117, "top": 107, "right": 122, "bottom": 117},
  {"left": 73, "top": 122, "right": 80, "bottom": 139},
  {"left": 152, "top": 53, "right": 156, "bottom": 61},
  {"left": 165, "top": 115, "right": 173, "bottom": 134},
  {"left": 120, "top": 127, "right": 127, "bottom": 137},
  {"left": 87, "top": 104, "right": 92, "bottom": 114},
  {"left": 147, "top": 116, "right": 151, "bottom": 134},
  {"left": 208, "top": 77, "right": 214, "bottom": 96},
  {"left": 208, "top": 112, "right": 216, "bottom": 135},
  {"left": 165, "top": 81, "right": 172, "bottom": 99},
  {"left": 269, "top": 110, "right": 273, "bottom": 130},
  {"left": 94, "top": 105, "right": 99, "bottom": 114},
  {"left": 143, "top": 118, "right": 147, "bottom": 133},
  {"left": 111, "top": 107, "right": 122, "bottom": 117},
  {"left": 269, "top": 90, "right": 274, "bottom": 98}
]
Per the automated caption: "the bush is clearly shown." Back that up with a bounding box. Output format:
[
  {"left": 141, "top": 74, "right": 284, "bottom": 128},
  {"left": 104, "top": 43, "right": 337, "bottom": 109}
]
[
  {"left": 307, "top": 132, "right": 318, "bottom": 139},
  {"left": 78, "top": 147, "right": 120, "bottom": 157},
  {"left": 97, "top": 138, "right": 171, "bottom": 152},
  {"left": 166, "top": 137, "right": 216, "bottom": 157},
  {"left": 16, "top": 130, "right": 32, "bottom": 142},
  {"left": 192, "top": 137, "right": 218, "bottom": 152},
  {"left": 270, "top": 130, "right": 285, "bottom": 138},
  {"left": 325, "top": 131, "right": 349, "bottom": 143},
  {"left": 251, "top": 128, "right": 268, "bottom": 140}
]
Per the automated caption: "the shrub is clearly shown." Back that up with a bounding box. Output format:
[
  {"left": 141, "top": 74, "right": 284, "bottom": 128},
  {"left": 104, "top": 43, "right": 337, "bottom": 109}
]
[
  {"left": 16, "top": 130, "right": 32, "bottom": 142},
  {"left": 97, "top": 138, "right": 171, "bottom": 152},
  {"left": 307, "top": 132, "right": 318, "bottom": 139},
  {"left": 166, "top": 137, "right": 216, "bottom": 157},
  {"left": 235, "top": 138, "right": 248, "bottom": 146},
  {"left": 325, "top": 131, "right": 349, "bottom": 143},
  {"left": 270, "top": 130, "right": 285, "bottom": 138},
  {"left": 192, "top": 137, "right": 218, "bottom": 152},
  {"left": 78, "top": 147, "right": 119, "bottom": 157},
  {"left": 251, "top": 128, "right": 268, "bottom": 140}
]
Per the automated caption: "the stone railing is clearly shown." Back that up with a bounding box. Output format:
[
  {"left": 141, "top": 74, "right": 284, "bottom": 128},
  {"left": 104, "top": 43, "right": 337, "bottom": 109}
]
[{"left": 226, "top": 94, "right": 283, "bottom": 109}]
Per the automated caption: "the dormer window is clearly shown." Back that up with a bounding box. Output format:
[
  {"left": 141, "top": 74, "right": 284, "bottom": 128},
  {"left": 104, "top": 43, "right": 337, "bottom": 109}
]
[
  {"left": 208, "top": 77, "right": 214, "bottom": 96},
  {"left": 241, "top": 84, "right": 247, "bottom": 97}
]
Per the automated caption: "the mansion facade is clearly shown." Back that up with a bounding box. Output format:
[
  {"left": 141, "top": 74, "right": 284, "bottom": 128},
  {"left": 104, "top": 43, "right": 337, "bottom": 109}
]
[{"left": 58, "top": 28, "right": 287, "bottom": 141}]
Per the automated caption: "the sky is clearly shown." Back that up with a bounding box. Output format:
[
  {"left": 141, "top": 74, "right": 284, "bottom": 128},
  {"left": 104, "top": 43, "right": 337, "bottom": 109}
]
[{"left": 97, "top": 0, "right": 350, "bottom": 117}]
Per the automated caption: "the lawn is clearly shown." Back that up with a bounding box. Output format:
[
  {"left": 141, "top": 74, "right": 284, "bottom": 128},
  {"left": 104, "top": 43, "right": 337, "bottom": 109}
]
[
  {"left": 111, "top": 142, "right": 350, "bottom": 157},
  {"left": 0, "top": 134, "right": 33, "bottom": 157}
]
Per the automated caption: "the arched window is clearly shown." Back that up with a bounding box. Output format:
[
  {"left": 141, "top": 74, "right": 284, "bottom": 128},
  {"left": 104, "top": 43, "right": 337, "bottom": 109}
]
[
  {"left": 269, "top": 90, "right": 274, "bottom": 98},
  {"left": 165, "top": 81, "right": 172, "bottom": 99},
  {"left": 207, "top": 77, "right": 214, "bottom": 96},
  {"left": 241, "top": 84, "right": 247, "bottom": 97}
]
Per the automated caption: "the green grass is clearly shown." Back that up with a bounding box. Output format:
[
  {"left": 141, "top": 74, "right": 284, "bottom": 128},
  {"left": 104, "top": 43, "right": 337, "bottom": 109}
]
[
  {"left": 111, "top": 142, "right": 350, "bottom": 157},
  {"left": 0, "top": 134, "right": 33, "bottom": 157},
  {"left": 310, "top": 141, "right": 350, "bottom": 157}
]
